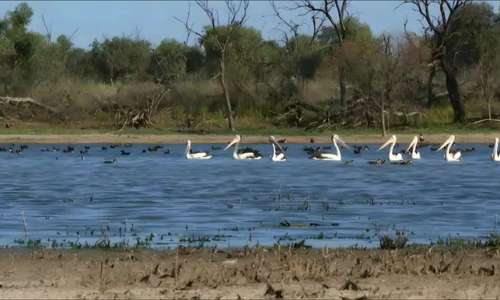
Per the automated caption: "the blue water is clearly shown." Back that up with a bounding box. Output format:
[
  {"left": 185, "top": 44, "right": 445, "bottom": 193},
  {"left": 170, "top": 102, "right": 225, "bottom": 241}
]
[{"left": 0, "top": 142, "right": 498, "bottom": 249}]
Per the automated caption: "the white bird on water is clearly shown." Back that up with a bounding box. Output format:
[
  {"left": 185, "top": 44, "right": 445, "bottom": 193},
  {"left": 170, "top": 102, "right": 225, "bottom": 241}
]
[
  {"left": 437, "top": 135, "right": 461, "bottom": 162},
  {"left": 405, "top": 136, "right": 421, "bottom": 160},
  {"left": 309, "top": 135, "right": 352, "bottom": 161},
  {"left": 224, "top": 135, "right": 262, "bottom": 160},
  {"left": 491, "top": 138, "right": 500, "bottom": 161},
  {"left": 378, "top": 135, "right": 403, "bottom": 161},
  {"left": 185, "top": 140, "right": 212, "bottom": 159},
  {"left": 269, "top": 136, "right": 287, "bottom": 161}
]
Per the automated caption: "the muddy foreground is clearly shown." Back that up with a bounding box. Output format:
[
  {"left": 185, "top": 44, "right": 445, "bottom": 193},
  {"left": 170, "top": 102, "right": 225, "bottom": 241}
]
[
  {"left": 0, "top": 246, "right": 499, "bottom": 299},
  {"left": 0, "top": 133, "right": 497, "bottom": 145}
]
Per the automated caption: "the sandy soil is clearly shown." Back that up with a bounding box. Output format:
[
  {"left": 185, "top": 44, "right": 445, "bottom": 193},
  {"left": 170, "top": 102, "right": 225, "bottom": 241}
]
[
  {"left": 0, "top": 133, "right": 497, "bottom": 145},
  {"left": 0, "top": 246, "right": 499, "bottom": 299}
]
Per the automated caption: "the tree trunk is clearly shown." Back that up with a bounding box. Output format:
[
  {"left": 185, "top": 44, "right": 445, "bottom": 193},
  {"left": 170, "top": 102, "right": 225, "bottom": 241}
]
[
  {"left": 426, "top": 66, "right": 436, "bottom": 108},
  {"left": 218, "top": 56, "right": 235, "bottom": 131},
  {"left": 481, "top": 72, "right": 491, "bottom": 119},
  {"left": 339, "top": 64, "right": 346, "bottom": 113},
  {"left": 443, "top": 66, "right": 465, "bottom": 123},
  {"left": 381, "top": 99, "right": 386, "bottom": 137}
]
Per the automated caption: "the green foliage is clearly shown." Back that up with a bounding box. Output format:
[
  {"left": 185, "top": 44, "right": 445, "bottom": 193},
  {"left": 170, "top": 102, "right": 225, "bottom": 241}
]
[{"left": 0, "top": 1, "right": 499, "bottom": 131}]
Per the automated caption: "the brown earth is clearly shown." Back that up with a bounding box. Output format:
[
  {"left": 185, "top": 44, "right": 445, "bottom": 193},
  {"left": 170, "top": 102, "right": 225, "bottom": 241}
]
[
  {"left": 0, "top": 133, "right": 497, "bottom": 145},
  {"left": 0, "top": 246, "right": 499, "bottom": 299}
]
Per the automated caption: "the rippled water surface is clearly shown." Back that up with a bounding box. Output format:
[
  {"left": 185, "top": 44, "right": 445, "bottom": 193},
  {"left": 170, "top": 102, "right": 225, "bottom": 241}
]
[{"left": 0, "top": 142, "right": 498, "bottom": 249}]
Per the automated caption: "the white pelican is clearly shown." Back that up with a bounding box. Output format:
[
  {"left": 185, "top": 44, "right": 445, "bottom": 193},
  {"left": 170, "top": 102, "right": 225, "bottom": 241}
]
[
  {"left": 269, "top": 136, "right": 287, "bottom": 161},
  {"left": 185, "top": 140, "right": 212, "bottom": 159},
  {"left": 405, "top": 136, "right": 421, "bottom": 159},
  {"left": 378, "top": 135, "right": 403, "bottom": 161},
  {"left": 224, "top": 135, "right": 262, "bottom": 160},
  {"left": 437, "top": 135, "right": 461, "bottom": 162},
  {"left": 491, "top": 138, "right": 500, "bottom": 161},
  {"left": 309, "top": 135, "right": 352, "bottom": 161}
]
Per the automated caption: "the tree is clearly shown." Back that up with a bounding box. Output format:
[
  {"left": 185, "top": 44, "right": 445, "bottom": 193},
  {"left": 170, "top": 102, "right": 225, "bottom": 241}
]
[
  {"left": 402, "top": 0, "right": 472, "bottom": 123},
  {"left": 293, "top": 0, "right": 351, "bottom": 114},
  {"left": 150, "top": 39, "right": 188, "bottom": 83},
  {"left": 177, "top": 0, "right": 250, "bottom": 131}
]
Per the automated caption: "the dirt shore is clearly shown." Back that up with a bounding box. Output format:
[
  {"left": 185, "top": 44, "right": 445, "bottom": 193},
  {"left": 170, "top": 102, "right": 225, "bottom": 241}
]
[
  {"left": 0, "top": 133, "right": 497, "bottom": 145},
  {"left": 0, "top": 246, "right": 499, "bottom": 299}
]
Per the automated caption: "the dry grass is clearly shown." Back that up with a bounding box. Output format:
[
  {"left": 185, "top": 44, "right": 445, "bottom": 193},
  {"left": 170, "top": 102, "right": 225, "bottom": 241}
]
[
  {"left": 1, "top": 246, "right": 500, "bottom": 299},
  {"left": 7, "top": 75, "right": 500, "bottom": 133}
]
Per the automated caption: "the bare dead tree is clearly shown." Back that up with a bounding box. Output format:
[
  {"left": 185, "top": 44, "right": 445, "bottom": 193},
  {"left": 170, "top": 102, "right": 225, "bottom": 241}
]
[
  {"left": 176, "top": 0, "right": 250, "bottom": 132},
  {"left": 400, "top": 0, "right": 471, "bottom": 123},
  {"left": 291, "top": 0, "right": 351, "bottom": 114}
]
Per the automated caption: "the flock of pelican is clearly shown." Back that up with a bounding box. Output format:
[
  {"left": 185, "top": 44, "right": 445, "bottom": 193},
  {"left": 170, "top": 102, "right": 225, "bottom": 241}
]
[{"left": 184, "top": 134, "right": 494, "bottom": 163}]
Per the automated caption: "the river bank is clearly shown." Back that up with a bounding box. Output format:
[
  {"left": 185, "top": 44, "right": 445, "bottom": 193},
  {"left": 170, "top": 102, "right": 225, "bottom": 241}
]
[
  {"left": 0, "top": 132, "right": 498, "bottom": 145},
  {"left": 0, "top": 246, "right": 498, "bottom": 299}
]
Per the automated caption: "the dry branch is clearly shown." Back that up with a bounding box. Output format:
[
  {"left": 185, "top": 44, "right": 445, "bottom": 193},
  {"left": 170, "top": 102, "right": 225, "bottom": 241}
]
[{"left": 0, "top": 97, "right": 59, "bottom": 114}]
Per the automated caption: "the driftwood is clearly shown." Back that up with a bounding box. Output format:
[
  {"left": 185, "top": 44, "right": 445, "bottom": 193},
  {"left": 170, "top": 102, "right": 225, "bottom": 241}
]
[
  {"left": 463, "top": 118, "right": 500, "bottom": 128},
  {"left": 0, "top": 97, "right": 59, "bottom": 114}
]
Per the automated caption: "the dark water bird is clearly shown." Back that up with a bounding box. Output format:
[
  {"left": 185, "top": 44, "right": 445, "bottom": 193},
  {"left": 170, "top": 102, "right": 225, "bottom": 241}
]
[
  {"left": 277, "top": 138, "right": 287, "bottom": 144},
  {"left": 353, "top": 146, "right": 362, "bottom": 154},
  {"left": 142, "top": 149, "right": 146, "bottom": 153},
  {"left": 20, "top": 145, "right": 28, "bottom": 150},
  {"left": 52, "top": 147, "right": 59, "bottom": 151},
  {"left": 153, "top": 145, "right": 163, "bottom": 149},
  {"left": 391, "top": 160, "right": 412, "bottom": 165},
  {"left": 41, "top": 148, "right": 50, "bottom": 152},
  {"left": 102, "top": 146, "right": 107, "bottom": 150},
  {"left": 120, "top": 150, "right": 130, "bottom": 155},
  {"left": 364, "top": 145, "right": 369, "bottom": 151},
  {"left": 124, "top": 144, "right": 133, "bottom": 147},
  {"left": 212, "top": 146, "right": 222, "bottom": 150},
  {"left": 63, "top": 146, "right": 74, "bottom": 153},
  {"left": 310, "top": 138, "right": 315, "bottom": 143},
  {"left": 345, "top": 160, "right": 355, "bottom": 164},
  {"left": 165, "top": 150, "right": 170, "bottom": 154},
  {"left": 148, "top": 147, "right": 158, "bottom": 152},
  {"left": 303, "top": 146, "right": 321, "bottom": 155},
  {"left": 84, "top": 146, "right": 90, "bottom": 150},
  {"left": 368, "top": 158, "right": 386, "bottom": 165},
  {"left": 282, "top": 146, "right": 288, "bottom": 151},
  {"left": 80, "top": 150, "right": 88, "bottom": 154},
  {"left": 104, "top": 159, "right": 117, "bottom": 164},
  {"left": 0, "top": 147, "right": 7, "bottom": 151},
  {"left": 81, "top": 156, "right": 85, "bottom": 160},
  {"left": 56, "top": 157, "right": 59, "bottom": 160},
  {"left": 462, "top": 147, "right": 476, "bottom": 153}
]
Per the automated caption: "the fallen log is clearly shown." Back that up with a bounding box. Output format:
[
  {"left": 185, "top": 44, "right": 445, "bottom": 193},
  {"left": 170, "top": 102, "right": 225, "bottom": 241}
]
[{"left": 0, "top": 97, "right": 59, "bottom": 114}]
